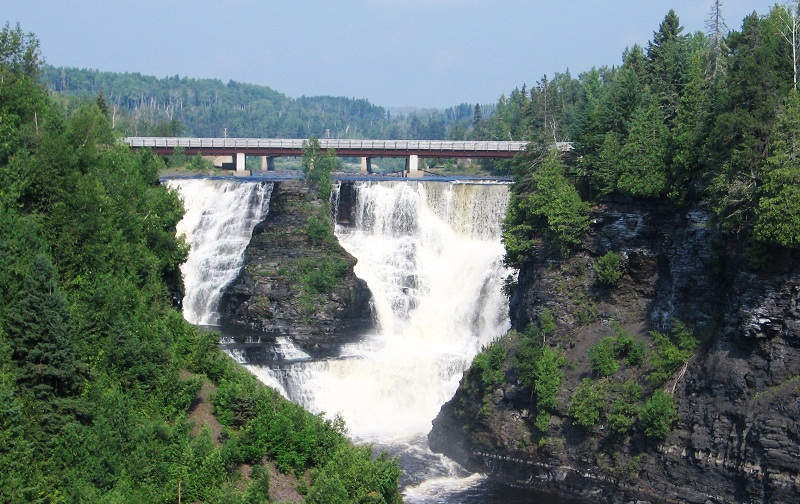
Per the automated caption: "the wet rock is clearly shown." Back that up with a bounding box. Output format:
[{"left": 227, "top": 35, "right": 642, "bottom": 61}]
[{"left": 219, "top": 180, "right": 373, "bottom": 351}]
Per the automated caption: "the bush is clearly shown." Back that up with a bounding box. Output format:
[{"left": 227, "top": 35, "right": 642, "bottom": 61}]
[
  {"left": 570, "top": 378, "right": 608, "bottom": 427},
  {"left": 533, "top": 345, "right": 566, "bottom": 411},
  {"left": 594, "top": 251, "right": 624, "bottom": 285},
  {"left": 588, "top": 338, "right": 619, "bottom": 377},
  {"left": 588, "top": 328, "right": 644, "bottom": 377},
  {"left": 647, "top": 321, "right": 697, "bottom": 386},
  {"left": 639, "top": 390, "right": 678, "bottom": 440},
  {"left": 607, "top": 380, "right": 642, "bottom": 433},
  {"left": 473, "top": 343, "right": 506, "bottom": 388}
]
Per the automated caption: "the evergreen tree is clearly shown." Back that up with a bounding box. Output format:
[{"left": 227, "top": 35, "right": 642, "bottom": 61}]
[
  {"left": 753, "top": 89, "right": 800, "bottom": 248},
  {"left": 647, "top": 10, "right": 690, "bottom": 122},
  {"left": 617, "top": 95, "right": 669, "bottom": 198}
]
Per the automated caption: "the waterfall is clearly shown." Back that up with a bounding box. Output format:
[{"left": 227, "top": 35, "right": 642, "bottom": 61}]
[
  {"left": 166, "top": 178, "right": 273, "bottom": 325},
  {"left": 171, "top": 177, "right": 514, "bottom": 501},
  {"left": 262, "top": 180, "right": 512, "bottom": 441}
]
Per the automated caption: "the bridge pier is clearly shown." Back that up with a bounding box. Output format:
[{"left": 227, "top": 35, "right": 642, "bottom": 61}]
[
  {"left": 234, "top": 152, "right": 251, "bottom": 176},
  {"left": 360, "top": 157, "right": 373, "bottom": 175},
  {"left": 405, "top": 154, "right": 422, "bottom": 178},
  {"left": 260, "top": 156, "right": 275, "bottom": 171}
]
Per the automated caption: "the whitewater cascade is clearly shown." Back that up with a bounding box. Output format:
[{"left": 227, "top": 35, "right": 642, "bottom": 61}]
[
  {"left": 167, "top": 179, "right": 273, "bottom": 325},
  {"left": 259, "top": 180, "right": 512, "bottom": 440},
  {"left": 171, "top": 177, "right": 513, "bottom": 501}
]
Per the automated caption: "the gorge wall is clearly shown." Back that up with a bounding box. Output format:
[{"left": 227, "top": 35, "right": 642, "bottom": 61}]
[{"left": 429, "top": 200, "right": 800, "bottom": 503}]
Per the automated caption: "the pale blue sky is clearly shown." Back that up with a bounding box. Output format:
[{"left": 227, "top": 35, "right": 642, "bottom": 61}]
[{"left": 1, "top": 0, "right": 778, "bottom": 108}]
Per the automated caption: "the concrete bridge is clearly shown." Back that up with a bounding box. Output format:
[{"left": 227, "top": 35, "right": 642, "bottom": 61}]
[{"left": 123, "top": 137, "right": 531, "bottom": 177}]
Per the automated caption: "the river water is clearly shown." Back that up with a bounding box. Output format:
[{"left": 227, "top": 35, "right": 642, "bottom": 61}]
[{"left": 169, "top": 177, "right": 583, "bottom": 503}]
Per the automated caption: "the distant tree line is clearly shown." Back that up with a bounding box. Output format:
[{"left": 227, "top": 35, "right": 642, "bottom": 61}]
[{"left": 42, "top": 65, "right": 479, "bottom": 141}]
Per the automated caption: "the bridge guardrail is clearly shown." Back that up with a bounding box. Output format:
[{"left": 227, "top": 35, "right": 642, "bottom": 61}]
[{"left": 123, "top": 137, "right": 531, "bottom": 154}]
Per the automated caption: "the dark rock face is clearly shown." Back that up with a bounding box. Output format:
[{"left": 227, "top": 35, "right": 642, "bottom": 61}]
[
  {"left": 219, "top": 180, "right": 373, "bottom": 353},
  {"left": 430, "top": 201, "right": 800, "bottom": 503}
]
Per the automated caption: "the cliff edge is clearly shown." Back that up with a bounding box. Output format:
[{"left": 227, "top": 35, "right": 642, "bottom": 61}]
[{"left": 430, "top": 201, "right": 800, "bottom": 503}]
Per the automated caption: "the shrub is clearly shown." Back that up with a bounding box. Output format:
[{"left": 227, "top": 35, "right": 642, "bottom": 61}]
[
  {"left": 588, "top": 338, "right": 619, "bottom": 377},
  {"left": 607, "top": 380, "right": 642, "bottom": 433},
  {"left": 473, "top": 343, "right": 506, "bottom": 388},
  {"left": 570, "top": 378, "right": 608, "bottom": 427},
  {"left": 647, "top": 321, "right": 698, "bottom": 386},
  {"left": 594, "top": 251, "right": 624, "bottom": 285},
  {"left": 639, "top": 390, "right": 678, "bottom": 440},
  {"left": 533, "top": 345, "right": 566, "bottom": 411}
]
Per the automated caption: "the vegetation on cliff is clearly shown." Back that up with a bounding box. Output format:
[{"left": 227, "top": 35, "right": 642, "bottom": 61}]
[
  {"left": 433, "top": 5, "right": 800, "bottom": 501},
  {"left": 0, "top": 23, "right": 400, "bottom": 502},
  {"left": 486, "top": 6, "right": 800, "bottom": 257}
]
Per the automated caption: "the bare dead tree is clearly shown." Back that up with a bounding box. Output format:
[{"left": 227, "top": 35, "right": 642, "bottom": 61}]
[
  {"left": 774, "top": 1, "right": 800, "bottom": 89},
  {"left": 706, "top": 0, "right": 729, "bottom": 80}
]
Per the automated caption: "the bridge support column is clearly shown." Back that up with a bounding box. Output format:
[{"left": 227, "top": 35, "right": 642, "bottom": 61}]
[
  {"left": 234, "top": 152, "right": 251, "bottom": 176},
  {"left": 260, "top": 156, "right": 275, "bottom": 171},
  {"left": 406, "top": 154, "right": 422, "bottom": 178},
  {"left": 360, "top": 157, "right": 372, "bottom": 175}
]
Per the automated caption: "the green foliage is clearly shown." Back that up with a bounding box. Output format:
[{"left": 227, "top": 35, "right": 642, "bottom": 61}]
[
  {"left": 616, "top": 97, "right": 669, "bottom": 198},
  {"left": 570, "top": 378, "right": 609, "bottom": 428},
  {"left": 503, "top": 149, "right": 589, "bottom": 265},
  {"left": 588, "top": 326, "right": 645, "bottom": 377},
  {"left": 0, "top": 26, "right": 402, "bottom": 502},
  {"left": 533, "top": 345, "right": 566, "bottom": 411},
  {"left": 753, "top": 89, "right": 800, "bottom": 248},
  {"left": 647, "top": 321, "right": 697, "bottom": 386},
  {"left": 594, "top": 250, "right": 624, "bottom": 285},
  {"left": 302, "top": 136, "right": 338, "bottom": 200},
  {"left": 472, "top": 342, "right": 507, "bottom": 388},
  {"left": 306, "top": 205, "right": 334, "bottom": 246},
  {"left": 539, "top": 307, "right": 556, "bottom": 335},
  {"left": 44, "top": 65, "right": 475, "bottom": 142},
  {"left": 306, "top": 446, "right": 402, "bottom": 504},
  {"left": 639, "top": 390, "right": 678, "bottom": 440},
  {"left": 291, "top": 256, "right": 352, "bottom": 295},
  {"left": 588, "top": 338, "right": 619, "bottom": 377},
  {"left": 607, "top": 380, "right": 642, "bottom": 433}
]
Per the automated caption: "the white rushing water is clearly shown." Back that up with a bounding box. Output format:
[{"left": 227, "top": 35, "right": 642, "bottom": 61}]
[
  {"left": 259, "top": 180, "right": 513, "bottom": 500},
  {"left": 172, "top": 177, "right": 515, "bottom": 502},
  {"left": 167, "top": 179, "right": 273, "bottom": 325}
]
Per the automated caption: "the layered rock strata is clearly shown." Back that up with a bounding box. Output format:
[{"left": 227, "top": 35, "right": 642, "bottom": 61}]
[{"left": 430, "top": 201, "right": 800, "bottom": 503}]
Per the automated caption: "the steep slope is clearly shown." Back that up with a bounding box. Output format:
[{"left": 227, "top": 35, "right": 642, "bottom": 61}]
[{"left": 430, "top": 201, "right": 800, "bottom": 503}]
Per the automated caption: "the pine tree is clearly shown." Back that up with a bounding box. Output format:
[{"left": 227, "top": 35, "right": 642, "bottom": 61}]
[
  {"left": 753, "top": 89, "right": 800, "bottom": 248},
  {"left": 647, "top": 10, "right": 690, "bottom": 122},
  {"left": 617, "top": 96, "right": 669, "bottom": 198}
]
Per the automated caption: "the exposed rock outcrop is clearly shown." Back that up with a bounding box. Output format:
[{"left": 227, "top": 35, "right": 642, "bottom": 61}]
[
  {"left": 219, "top": 180, "right": 373, "bottom": 354},
  {"left": 430, "top": 200, "right": 800, "bottom": 503}
]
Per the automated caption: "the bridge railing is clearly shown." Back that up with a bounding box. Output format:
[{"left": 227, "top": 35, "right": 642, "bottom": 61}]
[{"left": 124, "top": 137, "right": 529, "bottom": 153}]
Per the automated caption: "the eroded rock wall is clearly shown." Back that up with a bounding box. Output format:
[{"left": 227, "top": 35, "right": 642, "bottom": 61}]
[
  {"left": 219, "top": 180, "right": 373, "bottom": 352},
  {"left": 430, "top": 201, "right": 800, "bottom": 503}
]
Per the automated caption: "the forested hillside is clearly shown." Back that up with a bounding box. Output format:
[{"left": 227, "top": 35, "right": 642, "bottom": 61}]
[
  {"left": 0, "top": 22, "right": 401, "bottom": 503},
  {"left": 42, "top": 65, "right": 477, "bottom": 141},
  {"left": 479, "top": 4, "right": 800, "bottom": 255}
]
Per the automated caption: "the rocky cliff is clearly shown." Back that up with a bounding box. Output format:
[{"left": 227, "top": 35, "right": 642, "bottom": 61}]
[
  {"left": 219, "top": 180, "right": 373, "bottom": 354},
  {"left": 429, "top": 200, "right": 800, "bottom": 503}
]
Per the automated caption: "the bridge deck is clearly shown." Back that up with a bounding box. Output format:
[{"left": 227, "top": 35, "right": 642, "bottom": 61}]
[{"left": 124, "top": 137, "right": 529, "bottom": 158}]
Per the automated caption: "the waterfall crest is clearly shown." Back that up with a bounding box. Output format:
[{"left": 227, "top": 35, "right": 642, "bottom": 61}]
[{"left": 167, "top": 179, "right": 273, "bottom": 325}]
